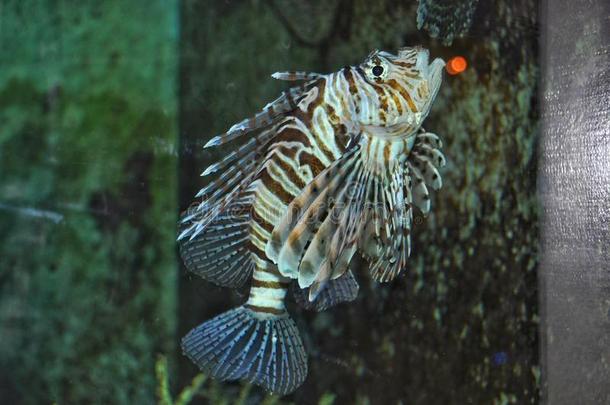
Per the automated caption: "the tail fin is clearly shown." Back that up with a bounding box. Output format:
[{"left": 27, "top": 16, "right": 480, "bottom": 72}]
[{"left": 181, "top": 306, "right": 308, "bottom": 395}]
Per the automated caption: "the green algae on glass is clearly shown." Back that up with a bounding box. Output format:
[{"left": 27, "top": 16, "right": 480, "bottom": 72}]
[{"left": 0, "top": 1, "right": 178, "bottom": 403}]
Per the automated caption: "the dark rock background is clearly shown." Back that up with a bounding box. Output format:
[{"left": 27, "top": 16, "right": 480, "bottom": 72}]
[{"left": 178, "top": 1, "right": 539, "bottom": 404}]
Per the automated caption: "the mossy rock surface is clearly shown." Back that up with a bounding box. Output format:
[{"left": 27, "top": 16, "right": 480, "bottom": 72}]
[{"left": 178, "top": 1, "right": 539, "bottom": 404}]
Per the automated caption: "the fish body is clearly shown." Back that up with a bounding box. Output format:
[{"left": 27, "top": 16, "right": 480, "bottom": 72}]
[{"left": 179, "top": 47, "right": 446, "bottom": 395}]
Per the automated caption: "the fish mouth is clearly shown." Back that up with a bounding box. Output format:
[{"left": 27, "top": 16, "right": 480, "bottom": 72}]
[
  {"left": 416, "top": 48, "right": 430, "bottom": 71},
  {"left": 415, "top": 48, "right": 444, "bottom": 101},
  {"left": 427, "top": 57, "right": 445, "bottom": 102},
  {"left": 414, "top": 49, "right": 445, "bottom": 118}
]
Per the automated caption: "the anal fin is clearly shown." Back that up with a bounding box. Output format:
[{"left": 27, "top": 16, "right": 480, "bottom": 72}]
[{"left": 292, "top": 270, "right": 359, "bottom": 312}]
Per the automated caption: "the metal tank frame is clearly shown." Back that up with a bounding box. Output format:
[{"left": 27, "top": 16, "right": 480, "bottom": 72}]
[{"left": 539, "top": 0, "right": 610, "bottom": 403}]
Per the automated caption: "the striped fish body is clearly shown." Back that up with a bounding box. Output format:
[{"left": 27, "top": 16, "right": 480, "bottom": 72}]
[
  {"left": 179, "top": 47, "right": 446, "bottom": 395},
  {"left": 245, "top": 75, "right": 350, "bottom": 316}
]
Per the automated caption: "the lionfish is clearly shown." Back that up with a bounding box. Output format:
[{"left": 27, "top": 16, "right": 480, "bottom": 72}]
[{"left": 178, "top": 46, "right": 446, "bottom": 395}]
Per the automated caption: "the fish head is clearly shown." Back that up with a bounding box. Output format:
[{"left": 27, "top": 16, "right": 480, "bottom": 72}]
[{"left": 357, "top": 47, "right": 444, "bottom": 136}]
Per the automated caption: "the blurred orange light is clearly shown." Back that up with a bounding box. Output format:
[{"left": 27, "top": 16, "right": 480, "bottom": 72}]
[{"left": 446, "top": 56, "right": 467, "bottom": 75}]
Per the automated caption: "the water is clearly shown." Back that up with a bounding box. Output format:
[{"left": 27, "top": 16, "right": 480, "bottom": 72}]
[{"left": 0, "top": 1, "right": 540, "bottom": 403}]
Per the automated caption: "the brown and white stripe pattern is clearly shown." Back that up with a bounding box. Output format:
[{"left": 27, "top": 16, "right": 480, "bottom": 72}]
[
  {"left": 243, "top": 48, "right": 445, "bottom": 313},
  {"left": 179, "top": 47, "right": 446, "bottom": 395},
  {"left": 245, "top": 76, "right": 350, "bottom": 315}
]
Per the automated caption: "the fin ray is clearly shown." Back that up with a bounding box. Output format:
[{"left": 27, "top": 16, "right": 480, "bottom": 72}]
[
  {"left": 182, "top": 306, "right": 307, "bottom": 395},
  {"left": 266, "top": 146, "right": 361, "bottom": 267},
  {"left": 292, "top": 270, "right": 359, "bottom": 311},
  {"left": 178, "top": 195, "right": 254, "bottom": 288},
  {"left": 205, "top": 79, "right": 322, "bottom": 148},
  {"left": 271, "top": 71, "right": 323, "bottom": 81}
]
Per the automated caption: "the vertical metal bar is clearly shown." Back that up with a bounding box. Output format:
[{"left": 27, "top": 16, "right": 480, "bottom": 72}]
[{"left": 539, "top": 1, "right": 610, "bottom": 403}]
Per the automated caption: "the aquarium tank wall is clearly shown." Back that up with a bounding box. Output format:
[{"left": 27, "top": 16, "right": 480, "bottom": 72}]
[{"left": 1, "top": 0, "right": 608, "bottom": 404}]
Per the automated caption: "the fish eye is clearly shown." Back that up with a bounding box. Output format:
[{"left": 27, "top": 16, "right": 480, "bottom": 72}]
[{"left": 372, "top": 65, "right": 384, "bottom": 77}]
